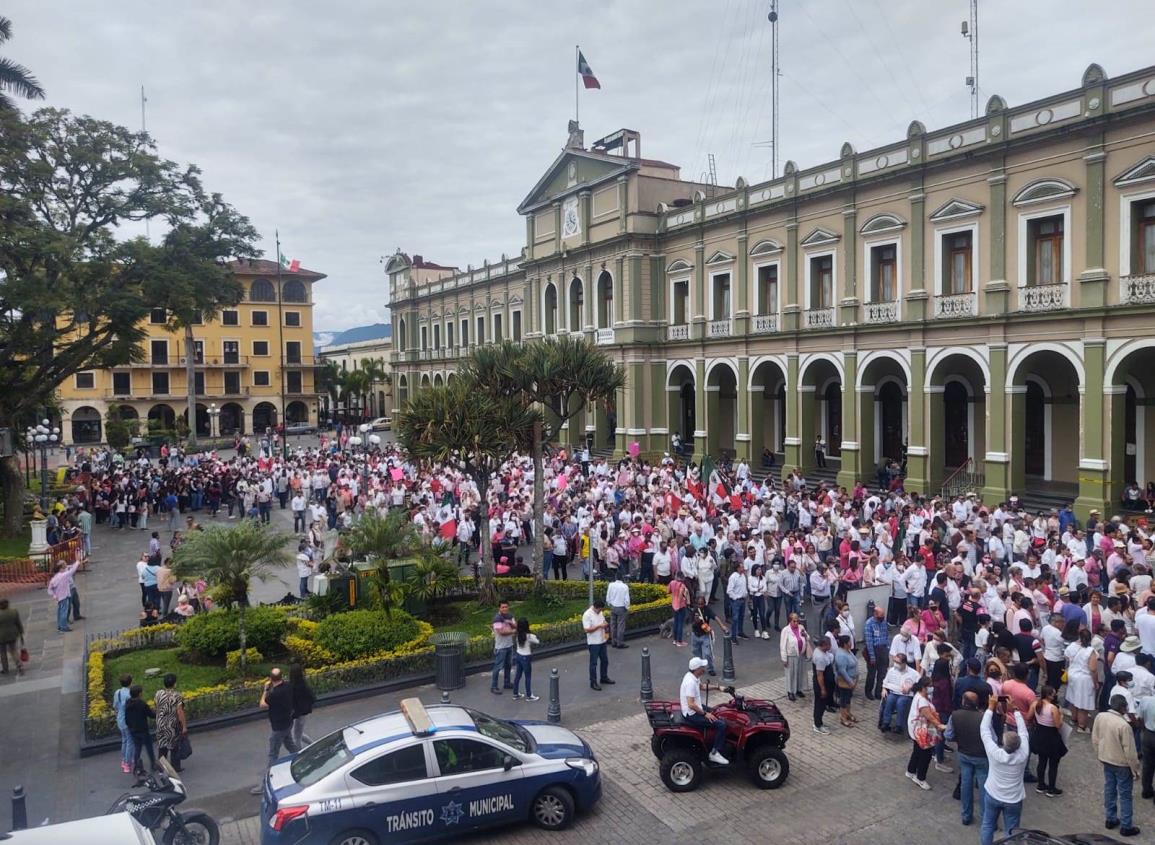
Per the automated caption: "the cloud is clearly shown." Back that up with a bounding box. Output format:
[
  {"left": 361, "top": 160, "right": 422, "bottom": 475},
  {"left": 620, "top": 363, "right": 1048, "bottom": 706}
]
[{"left": 8, "top": 0, "right": 1153, "bottom": 330}]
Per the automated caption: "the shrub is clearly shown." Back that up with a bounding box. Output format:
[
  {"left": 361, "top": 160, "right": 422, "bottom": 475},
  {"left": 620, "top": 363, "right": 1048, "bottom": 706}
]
[
  {"left": 285, "top": 634, "right": 336, "bottom": 668},
  {"left": 314, "top": 609, "right": 420, "bottom": 661},
  {"left": 176, "top": 606, "right": 288, "bottom": 659},
  {"left": 225, "top": 647, "right": 264, "bottom": 678}
]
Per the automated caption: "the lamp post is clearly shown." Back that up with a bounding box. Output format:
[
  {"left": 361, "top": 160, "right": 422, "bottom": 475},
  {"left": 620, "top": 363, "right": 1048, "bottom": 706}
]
[
  {"left": 26, "top": 420, "right": 59, "bottom": 510},
  {"left": 207, "top": 403, "right": 220, "bottom": 440}
]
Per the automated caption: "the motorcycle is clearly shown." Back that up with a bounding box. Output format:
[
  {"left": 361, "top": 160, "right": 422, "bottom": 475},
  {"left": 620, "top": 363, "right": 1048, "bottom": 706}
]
[{"left": 106, "top": 758, "right": 220, "bottom": 845}]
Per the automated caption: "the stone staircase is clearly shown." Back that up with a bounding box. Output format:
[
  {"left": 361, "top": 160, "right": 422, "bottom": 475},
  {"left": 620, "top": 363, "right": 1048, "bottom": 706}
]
[{"left": 1015, "top": 481, "right": 1078, "bottom": 515}]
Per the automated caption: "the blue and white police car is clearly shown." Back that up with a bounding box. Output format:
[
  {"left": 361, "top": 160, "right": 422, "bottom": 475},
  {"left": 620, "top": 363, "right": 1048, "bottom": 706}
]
[{"left": 260, "top": 697, "right": 601, "bottom": 844}]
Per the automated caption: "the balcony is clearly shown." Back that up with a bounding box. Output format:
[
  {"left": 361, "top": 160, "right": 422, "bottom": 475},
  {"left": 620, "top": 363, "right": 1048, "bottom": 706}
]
[
  {"left": 177, "top": 355, "right": 250, "bottom": 368},
  {"left": 1019, "top": 283, "right": 1068, "bottom": 313},
  {"left": 667, "top": 324, "right": 689, "bottom": 341},
  {"left": 751, "top": 314, "right": 778, "bottom": 334},
  {"left": 934, "top": 291, "right": 978, "bottom": 319},
  {"left": 863, "top": 300, "right": 900, "bottom": 324},
  {"left": 596, "top": 328, "right": 615, "bottom": 345},
  {"left": 707, "top": 319, "right": 732, "bottom": 338},
  {"left": 1120, "top": 274, "right": 1155, "bottom": 305},
  {"left": 804, "top": 307, "right": 835, "bottom": 329}
]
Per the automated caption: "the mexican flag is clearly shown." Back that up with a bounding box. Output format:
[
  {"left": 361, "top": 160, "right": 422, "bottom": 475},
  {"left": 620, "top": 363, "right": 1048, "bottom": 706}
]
[{"left": 279, "top": 252, "right": 301, "bottom": 273}]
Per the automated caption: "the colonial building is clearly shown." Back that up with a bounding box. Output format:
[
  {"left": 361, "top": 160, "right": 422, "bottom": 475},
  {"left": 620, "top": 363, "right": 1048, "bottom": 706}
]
[
  {"left": 317, "top": 324, "right": 394, "bottom": 421},
  {"left": 57, "top": 259, "right": 324, "bottom": 443},
  {"left": 389, "top": 62, "right": 1155, "bottom": 518}
]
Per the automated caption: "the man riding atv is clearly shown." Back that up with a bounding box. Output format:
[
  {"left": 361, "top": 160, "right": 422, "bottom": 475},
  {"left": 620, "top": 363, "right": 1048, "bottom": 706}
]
[{"left": 681, "top": 657, "right": 730, "bottom": 765}]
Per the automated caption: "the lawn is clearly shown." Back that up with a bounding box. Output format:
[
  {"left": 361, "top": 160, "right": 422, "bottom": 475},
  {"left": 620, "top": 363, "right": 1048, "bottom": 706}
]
[
  {"left": 0, "top": 530, "right": 30, "bottom": 558},
  {"left": 104, "top": 648, "right": 277, "bottom": 701},
  {"left": 428, "top": 596, "right": 589, "bottom": 636}
]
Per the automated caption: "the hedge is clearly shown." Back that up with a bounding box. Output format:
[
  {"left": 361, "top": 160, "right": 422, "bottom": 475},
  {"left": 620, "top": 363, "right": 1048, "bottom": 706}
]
[
  {"left": 176, "top": 606, "right": 289, "bottom": 659},
  {"left": 314, "top": 609, "right": 420, "bottom": 661}
]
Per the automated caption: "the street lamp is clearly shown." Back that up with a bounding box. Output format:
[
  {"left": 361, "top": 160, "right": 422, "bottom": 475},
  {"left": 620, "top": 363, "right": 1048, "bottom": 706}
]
[
  {"left": 207, "top": 403, "right": 220, "bottom": 439},
  {"left": 26, "top": 420, "right": 59, "bottom": 510}
]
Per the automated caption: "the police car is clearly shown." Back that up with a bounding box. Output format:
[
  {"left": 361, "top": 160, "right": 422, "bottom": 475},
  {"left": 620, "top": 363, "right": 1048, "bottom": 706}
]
[{"left": 260, "top": 698, "right": 601, "bottom": 844}]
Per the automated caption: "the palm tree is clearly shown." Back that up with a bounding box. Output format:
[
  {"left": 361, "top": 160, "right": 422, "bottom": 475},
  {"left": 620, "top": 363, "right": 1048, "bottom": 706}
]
[
  {"left": 0, "top": 17, "right": 45, "bottom": 112},
  {"left": 316, "top": 360, "right": 341, "bottom": 422},
  {"left": 339, "top": 369, "right": 371, "bottom": 421},
  {"left": 171, "top": 520, "right": 292, "bottom": 675},
  {"left": 396, "top": 377, "right": 537, "bottom": 604},
  {"left": 402, "top": 549, "right": 464, "bottom": 604},
  {"left": 343, "top": 508, "right": 421, "bottom": 613},
  {"left": 359, "top": 357, "right": 390, "bottom": 416}
]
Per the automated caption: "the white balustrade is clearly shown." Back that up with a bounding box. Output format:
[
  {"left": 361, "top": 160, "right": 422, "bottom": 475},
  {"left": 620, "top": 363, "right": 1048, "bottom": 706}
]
[
  {"left": 803, "top": 307, "right": 835, "bottom": 329},
  {"left": 707, "top": 319, "right": 732, "bottom": 338},
  {"left": 863, "top": 300, "right": 900, "bottom": 323},
  {"left": 1120, "top": 274, "right": 1155, "bottom": 304},
  {"left": 596, "top": 327, "right": 615, "bottom": 345},
  {"left": 1019, "top": 283, "right": 1067, "bottom": 312},
  {"left": 934, "top": 292, "right": 977, "bottom": 319},
  {"left": 667, "top": 324, "right": 690, "bottom": 341},
  {"left": 752, "top": 314, "right": 778, "bottom": 334}
]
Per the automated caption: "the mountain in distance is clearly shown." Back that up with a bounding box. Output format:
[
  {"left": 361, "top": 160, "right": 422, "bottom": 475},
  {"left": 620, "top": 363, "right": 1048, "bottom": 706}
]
[{"left": 314, "top": 323, "right": 392, "bottom": 350}]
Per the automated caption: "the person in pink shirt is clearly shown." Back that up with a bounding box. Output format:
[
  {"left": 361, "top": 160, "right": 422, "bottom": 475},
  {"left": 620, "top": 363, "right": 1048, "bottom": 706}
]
[
  {"left": 48, "top": 559, "right": 81, "bottom": 633},
  {"left": 669, "top": 576, "right": 690, "bottom": 646}
]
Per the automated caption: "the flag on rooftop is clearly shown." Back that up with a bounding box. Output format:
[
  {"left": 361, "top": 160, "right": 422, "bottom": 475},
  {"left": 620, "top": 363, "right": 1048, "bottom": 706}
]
[
  {"left": 279, "top": 252, "right": 300, "bottom": 273},
  {"left": 578, "top": 51, "right": 600, "bottom": 89}
]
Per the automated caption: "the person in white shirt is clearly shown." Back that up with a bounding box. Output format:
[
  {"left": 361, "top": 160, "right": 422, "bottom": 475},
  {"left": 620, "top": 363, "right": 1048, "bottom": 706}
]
[
  {"left": 726, "top": 561, "right": 750, "bottom": 643},
  {"left": 680, "top": 657, "right": 730, "bottom": 765},
  {"left": 1039, "top": 613, "right": 1067, "bottom": 690},
  {"left": 979, "top": 698, "right": 1030, "bottom": 844},
  {"left": 1135, "top": 596, "right": 1155, "bottom": 658},
  {"left": 890, "top": 629, "right": 922, "bottom": 673},
  {"left": 582, "top": 599, "right": 613, "bottom": 690},
  {"left": 606, "top": 573, "right": 631, "bottom": 649},
  {"left": 295, "top": 539, "right": 314, "bottom": 598}
]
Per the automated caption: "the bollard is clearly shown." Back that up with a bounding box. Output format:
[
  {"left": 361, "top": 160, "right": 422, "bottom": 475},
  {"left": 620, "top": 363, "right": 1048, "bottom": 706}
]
[
  {"left": 722, "top": 636, "right": 736, "bottom": 685},
  {"left": 640, "top": 646, "right": 654, "bottom": 702},
  {"left": 11, "top": 785, "right": 26, "bottom": 831},
  {"left": 440, "top": 690, "right": 450, "bottom": 705},
  {"left": 547, "top": 668, "right": 561, "bottom": 724}
]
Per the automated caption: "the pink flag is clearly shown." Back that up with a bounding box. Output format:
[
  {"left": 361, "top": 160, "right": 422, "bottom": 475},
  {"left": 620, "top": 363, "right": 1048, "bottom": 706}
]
[
  {"left": 557, "top": 473, "right": 569, "bottom": 492},
  {"left": 390, "top": 467, "right": 403, "bottom": 481},
  {"left": 628, "top": 441, "right": 640, "bottom": 457}
]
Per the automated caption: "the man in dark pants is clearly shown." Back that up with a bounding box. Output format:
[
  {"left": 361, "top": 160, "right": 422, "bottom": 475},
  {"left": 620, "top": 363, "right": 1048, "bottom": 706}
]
[
  {"left": 1139, "top": 663, "right": 1155, "bottom": 801},
  {"left": 946, "top": 691, "right": 989, "bottom": 826},
  {"left": 680, "top": 657, "right": 730, "bottom": 765},
  {"left": 582, "top": 599, "right": 615, "bottom": 691},
  {"left": 863, "top": 604, "right": 889, "bottom": 700},
  {"left": 811, "top": 637, "right": 834, "bottom": 734}
]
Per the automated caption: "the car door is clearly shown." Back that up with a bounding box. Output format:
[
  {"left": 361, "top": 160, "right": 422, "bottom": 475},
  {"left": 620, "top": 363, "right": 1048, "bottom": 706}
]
[
  {"left": 432, "top": 737, "right": 525, "bottom": 832},
  {"left": 340, "top": 741, "right": 441, "bottom": 843}
]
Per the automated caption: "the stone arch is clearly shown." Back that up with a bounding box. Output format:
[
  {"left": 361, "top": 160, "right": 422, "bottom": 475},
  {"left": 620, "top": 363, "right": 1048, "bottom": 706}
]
[
  {"left": 706, "top": 359, "right": 738, "bottom": 459},
  {"left": 286, "top": 401, "right": 309, "bottom": 424},
  {"left": 1105, "top": 338, "right": 1155, "bottom": 387},
  {"left": 219, "top": 402, "right": 244, "bottom": 435},
  {"left": 799, "top": 352, "right": 844, "bottom": 386},
  {"left": 1007, "top": 342, "right": 1084, "bottom": 388},
  {"left": 252, "top": 402, "right": 278, "bottom": 432},
  {"left": 543, "top": 282, "right": 558, "bottom": 334},
  {"left": 433, "top": 373, "right": 444, "bottom": 388},
  {"left": 596, "top": 269, "right": 614, "bottom": 329},
  {"left": 855, "top": 350, "right": 912, "bottom": 392},
  {"left": 567, "top": 276, "right": 584, "bottom": 332},
  {"left": 71, "top": 406, "right": 102, "bottom": 444},
  {"left": 1008, "top": 349, "right": 1081, "bottom": 488},
  {"left": 750, "top": 358, "right": 788, "bottom": 459},
  {"left": 926, "top": 345, "right": 992, "bottom": 389},
  {"left": 799, "top": 355, "right": 843, "bottom": 462},
  {"left": 667, "top": 363, "right": 696, "bottom": 445},
  {"left": 147, "top": 404, "right": 176, "bottom": 431}
]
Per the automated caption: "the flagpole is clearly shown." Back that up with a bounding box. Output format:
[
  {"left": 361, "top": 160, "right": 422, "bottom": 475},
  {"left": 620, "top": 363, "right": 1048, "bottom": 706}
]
[
  {"left": 275, "top": 229, "right": 288, "bottom": 459},
  {"left": 575, "top": 45, "right": 579, "bottom": 126}
]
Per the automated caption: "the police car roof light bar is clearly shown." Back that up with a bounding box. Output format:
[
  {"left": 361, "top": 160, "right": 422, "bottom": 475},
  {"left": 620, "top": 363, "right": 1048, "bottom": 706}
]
[{"left": 400, "top": 698, "right": 435, "bottom": 736}]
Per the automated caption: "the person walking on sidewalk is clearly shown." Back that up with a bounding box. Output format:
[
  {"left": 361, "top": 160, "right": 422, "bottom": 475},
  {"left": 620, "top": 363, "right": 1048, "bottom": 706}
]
[
  {"left": 1093, "top": 694, "right": 1143, "bottom": 837},
  {"left": 489, "top": 601, "right": 516, "bottom": 694},
  {"left": 125, "top": 684, "right": 157, "bottom": 783},
  {"left": 583, "top": 598, "right": 615, "bottom": 691},
  {"left": 0, "top": 598, "right": 24, "bottom": 676},
  {"left": 113, "top": 674, "right": 134, "bottom": 773},
  {"left": 250, "top": 668, "right": 299, "bottom": 794},
  {"left": 289, "top": 661, "right": 315, "bottom": 748},
  {"left": 154, "top": 673, "right": 187, "bottom": 773},
  {"left": 512, "top": 617, "right": 540, "bottom": 701},
  {"left": 48, "top": 558, "right": 81, "bottom": 633},
  {"left": 606, "top": 572, "right": 631, "bottom": 649}
]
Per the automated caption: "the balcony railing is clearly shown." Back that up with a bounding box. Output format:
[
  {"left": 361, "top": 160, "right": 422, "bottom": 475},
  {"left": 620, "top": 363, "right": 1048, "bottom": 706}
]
[
  {"left": 596, "top": 327, "right": 615, "bottom": 345},
  {"left": 804, "top": 307, "right": 835, "bottom": 329},
  {"left": 752, "top": 314, "right": 778, "bottom": 334},
  {"left": 707, "top": 318, "right": 732, "bottom": 338},
  {"left": 863, "top": 300, "right": 900, "bottom": 324},
  {"left": 1019, "top": 282, "right": 1068, "bottom": 313},
  {"left": 934, "top": 291, "right": 977, "bottom": 319},
  {"left": 1120, "top": 274, "right": 1155, "bottom": 305},
  {"left": 667, "top": 324, "right": 689, "bottom": 341}
]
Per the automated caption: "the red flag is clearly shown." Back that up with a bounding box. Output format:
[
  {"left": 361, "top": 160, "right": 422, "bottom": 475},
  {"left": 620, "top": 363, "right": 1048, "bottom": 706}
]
[
  {"left": 730, "top": 494, "right": 742, "bottom": 511},
  {"left": 288, "top": 259, "right": 301, "bottom": 272},
  {"left": 577, "top": 50, "right": 601, "bottom": 89},
  {"left": 715, "top": 483, "right": 727, "bottom": 499},
  {"left": 440, "top": 519, "right": 456, "bottom": 540},
  {"left": 667, "top": 492, "right": 683, "bottom": 513},
  {"left": 687, "top": 480, "right": 703, "bottom": 501}
]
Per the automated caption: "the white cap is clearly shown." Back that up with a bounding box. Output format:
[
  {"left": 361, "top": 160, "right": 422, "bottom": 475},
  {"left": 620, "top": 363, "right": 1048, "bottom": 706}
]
[{"left": 689, "top": 657, "right": 709, "bottom": 671}]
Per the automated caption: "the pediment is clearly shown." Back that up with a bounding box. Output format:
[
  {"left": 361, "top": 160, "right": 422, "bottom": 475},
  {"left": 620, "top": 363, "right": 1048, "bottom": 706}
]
[
  {"left": 1012, "top": 178, "right": 1077, "bottom": 207},
  {"left": 666, "top": 258, "right": 693, "bottom": 274},
  {"left": 517, "top": 150, "right": 632, "bottom": 214},
  {"left": 457, "top": 304, "right": 471, "bottom": 314},
  {"left": 800, "top": 227, "right": 840, "bottom": 248},
  {"left": 1114, "top": 156, "right": 1155, "bottom": 188},
  {"left": 929, "top": 198, "right": 985, "bottom": 222},
  {"left": 859, "top": 213, "right": 906, "bottom": 236},
  {"left": 508, "top": 295, "right": 524, "bottom": 306},
  {"left": 749, "top": 239, "right": 783, "bottom": 256},
  {"left": 705, "top": 250, "right": 735, "bottom": 265},
  {"left": 383, "top": 252, "right": 410, "bottom": 274}
]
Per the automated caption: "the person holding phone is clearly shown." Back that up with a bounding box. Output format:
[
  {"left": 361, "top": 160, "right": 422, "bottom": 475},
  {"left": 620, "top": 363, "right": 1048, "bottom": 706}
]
[{"left": 250, "top": 667, "right": 299, "bottom": 794}]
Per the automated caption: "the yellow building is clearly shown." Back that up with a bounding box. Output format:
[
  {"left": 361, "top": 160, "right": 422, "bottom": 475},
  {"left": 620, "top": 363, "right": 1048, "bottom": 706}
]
[{"left": 57, "top": 259, "right": 325, "bottom": 444}]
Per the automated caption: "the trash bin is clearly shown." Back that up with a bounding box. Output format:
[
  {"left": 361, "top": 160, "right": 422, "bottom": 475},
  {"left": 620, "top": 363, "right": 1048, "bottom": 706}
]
[{"left": 430, "top": 632, "right": 469, "bottom": 691}]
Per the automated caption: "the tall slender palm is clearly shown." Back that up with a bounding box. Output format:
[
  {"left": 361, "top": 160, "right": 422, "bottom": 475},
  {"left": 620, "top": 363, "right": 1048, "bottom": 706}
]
[
  {"left": 0, "top": 17, "right": 45, "bottom": 112},
  {"left": 171, "top": 520, "right": 292, "bottom": 674}
]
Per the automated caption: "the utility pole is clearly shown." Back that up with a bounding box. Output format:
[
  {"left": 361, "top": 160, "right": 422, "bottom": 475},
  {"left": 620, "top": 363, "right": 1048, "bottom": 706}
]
[
  {"left": 961, "top": 0, "right": 979, "bottom": 119},
  {"left": 769, "top": 1, "right": 780, "bottom": 178}
]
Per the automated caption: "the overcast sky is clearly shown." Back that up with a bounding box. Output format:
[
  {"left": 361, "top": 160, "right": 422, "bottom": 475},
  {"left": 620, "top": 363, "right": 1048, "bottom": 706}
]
[{"left": 8, "top": 0, "right": 1153, "bottom": 330}]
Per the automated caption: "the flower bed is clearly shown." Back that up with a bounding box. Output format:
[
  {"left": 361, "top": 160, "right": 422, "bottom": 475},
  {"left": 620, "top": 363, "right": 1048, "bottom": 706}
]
[{"left": 83, "top": 579, "right": 670, "bottom": 742}]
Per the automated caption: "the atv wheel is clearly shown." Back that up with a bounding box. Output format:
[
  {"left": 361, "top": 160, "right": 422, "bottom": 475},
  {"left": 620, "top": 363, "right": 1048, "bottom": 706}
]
[
  {"left": 659, "top": 748, "right": 703, "bottom": 792},
  {"left": 747, "top": 746, "right": 789, "bottom": 789}
]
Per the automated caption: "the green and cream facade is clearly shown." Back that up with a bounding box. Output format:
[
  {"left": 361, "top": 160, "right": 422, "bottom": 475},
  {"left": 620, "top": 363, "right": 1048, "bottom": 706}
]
[{"left": 389, "top": 64, "right": 1155, "bottom": 518}]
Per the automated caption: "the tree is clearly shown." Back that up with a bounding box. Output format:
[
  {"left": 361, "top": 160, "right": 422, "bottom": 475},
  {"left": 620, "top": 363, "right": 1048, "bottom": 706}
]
[
  {"left": 316, "top": 360, "right": 341, "bottom": 421},
  {"left": 343, "top": 508, "right": 421, "bottom": 613},
  {"left": 0, "top": 17, "right": 45, "bottom": 112},
  {"left": 402, "top": 549, "right": 464, "bottom": 603},
  {"left": 396, "top": 377, "right": 537, "bottom": 604},
  {"left": 359, "top": 357, "right": 390, "bottom": 416},
  {"left": 339, "top": 369, "right": 371, "bottom": 420},
  {"left": 0, "top": 108, "right": 204, "bottom": 536},
  {"left": 171, "top": 520, "right": 292, "bottom": 675},
  {"left": 466, "top": 336, "right": 624, "bottom": 587}
]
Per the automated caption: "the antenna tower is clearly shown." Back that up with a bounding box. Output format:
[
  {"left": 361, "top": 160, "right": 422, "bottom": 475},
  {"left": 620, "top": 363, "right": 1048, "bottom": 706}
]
[
  {"left": 769, "top": 1, "right": 780, "bottom": 178},
  {"left": 961, "top": 0, "right": 979, "bottom": 118}
]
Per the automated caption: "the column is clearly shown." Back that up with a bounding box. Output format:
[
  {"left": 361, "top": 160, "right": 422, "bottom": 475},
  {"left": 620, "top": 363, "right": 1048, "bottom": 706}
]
[
  {"left": 906, "top": 188, "right": 928, "bottom": 321},
  {"left": 694, "top": 358, "right": 707, "bottom": 457},
  {"left": 553, "top": 203, "right": 562, "bottom": 256},
  {"left": 692, "top": 241, "right": 706, "bottom": 340},
  {"left": 628, "top": 254, "right": 643, "bottom": 324},
  {"left": 649, "top": 256, "right": 665, "bottom": 324},
  {"left": 782, "top": 220, "right": 800, "bottom": 331},
  {"left": 1106, "top": 387, "right": 1127, "bottom": 514},
  {"left": 985, "top": 170, "right": 1010, "bottom": 313},
  {"left": 840, "top": 208, "right": 859, "bottom": 325},
  {"left": 526, "top": 277, "right": 538, "bottom": 336},
  {"left": 1079, "top": 140, "right": 1109, "bottom": 308},
  {"left": 981, "top": 344, "right": 1011, "bottom": 503},
  {"left": 906, "top": 348, "right": 929, "bottom": 495},
  {"left": 838, "top": 351, "right": 860, "bottom": 488},
  {"left": 583, "top": 262, "right": 595, "bottom": 334},
  {"left": 617, "top": 176, "right": 628, "bottom": 235},
  {"left": 926, "top": 385, "right": 945, "bottom": 492},
  {"left": 614, "top": 256, "right": 626, "bottom": 325},
  {"left": 736, "top": 356, "right": 750, "bottom": 461},
  {"left": 735, "top": 229, "right": 750, "bottom": 335},
  {"left": 579, "top": 190, "right": 592, "bottom": 248},
  {"left": 783, "top": 353, "right": 801, "bottom": 477},
  {"left": 1075, "top": 339, "right": 1109, "bottom": 519},
  {"left": 650, "top": 360, "right": 668, "bottom": 455}
]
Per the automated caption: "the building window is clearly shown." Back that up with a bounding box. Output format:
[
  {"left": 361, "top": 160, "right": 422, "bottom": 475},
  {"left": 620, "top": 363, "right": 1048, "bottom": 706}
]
[
  {"left": 711, "top": 272, "right": 731, "bottom": 319},
  {"left": 285, "top": 341, "right": 302, "bottom": 364},
  {"left": 284, "top": 311, "right": 301, "bottom": 327},
  {"left": 112, "top": 371, "right": 131, "bottom": 396},
  {"left": 943, "top": 231, "right": 973, "bottom": 294},
  {"left": 152, "top": 372, "right": 169, "bottom": 395},
  {"left": 287, "top": 371, "right": 303, "bottom": 394},
  {"left": 869, "top": 244, "right": 897, "bottom": 302},
  {"left": 1130, "top": 199, "right": 1155, "bottom": 274},
  {"left": 223, "top": 341, "right": 240, "bottom": 364},
  {"left": 251, "top": 311, "right": 268, "bottom": 327},
  {"left": 149, "top": 308, "right": 167, "bottom": 325},
  {"left": 476, "top": 316, "right": 485, "bottom": 344},
  {"left": 253, "top": 371, "right": 271, "bottom": 387},
  {"left": 544, "top": 283, "right": 558, "bottom": 334},
  {"left": 433, "top": 324, "right": 441, "bottom": 350},
  {"left": 249, "top": 278, "right": 276, "bottom": 302},
  {"left": 224, "top": 371, "right": 240, "bottom": 394},
  {"left": 221, "top": 309, "right": 239, "bottom": 326},
  {"left": 809, "top": 255, "right": 834, "bottom": 309},
  {"left": 282, "top": 280, "right": 307, "bottom": 302},
  {"left": 191, "top": 340, "right": 204, "bottom": 364},
  {"left": 756, "top": 265, "right": 778, "bottom": 314},
  {"left": 671, "top": 279, "right": 689, "bottom": 324},
  {"left": 252, "top": 340, "right": 269, "bottom": 357},
  {"left": 190, "top": 312, "right": 203, "bottom": 325},
  {"left": 568, "top": 278, "right": 583, "bottom": 332},
  {"left": 446, "top": 322, "right": 455, "bottom": 349},
  {"left": 460, "top": 319, "right": 469, "bottom": 347},
  {"left": 512, "top": 310, "right": 522, "bottom": 342},
  {"left": 397, "top": 318, "right": 407, "bottom": 351},
  {"left": 1027, "top": 215, "right": 1063, "bottom": 285},
  {"left": 596, "top": 271, "right": 613, "bottom": 328},
  {"left": 75, "top": 372, "right": 95, "bottom": 389},
  {"left": 493, "top": 313, "right": 503, "bottom": 343},
  {"left": 150, "top": 340, "right": 168, "bottom": 365},
  {"left": 193, "top": 372, "right": 205, "bottom": 395},
  {"left": 420, "top": 325, "right": 428, "bottom": 350}
]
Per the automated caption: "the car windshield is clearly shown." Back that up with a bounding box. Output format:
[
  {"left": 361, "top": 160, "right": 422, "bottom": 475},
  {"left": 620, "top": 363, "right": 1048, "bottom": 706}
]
[
  {"left": 290, "top": 729, "right": 353, "bottom": 787},
  {"left": 467, "top": 709, "right": 532, "bottom": 753}
]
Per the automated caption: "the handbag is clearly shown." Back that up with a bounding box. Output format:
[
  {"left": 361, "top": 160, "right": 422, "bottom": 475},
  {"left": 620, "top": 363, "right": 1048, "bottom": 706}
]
[
  {"left": 836, "top": 676, "right": 854, "bottom": 690},
  {"left": 18, "top": 647, "right": 29, "bottom": 663},
  {"left": 177, "top": 734, "right": 193, "bottom": 761}
]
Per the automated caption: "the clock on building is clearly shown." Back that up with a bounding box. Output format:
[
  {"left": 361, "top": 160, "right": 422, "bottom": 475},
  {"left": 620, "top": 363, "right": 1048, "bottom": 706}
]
[{"left": 562, "top": 197, "right": 581, "bottom": 239}]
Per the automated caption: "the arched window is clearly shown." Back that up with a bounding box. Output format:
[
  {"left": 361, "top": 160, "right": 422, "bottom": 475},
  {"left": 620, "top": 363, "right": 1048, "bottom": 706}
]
[
  {"left": 544, "top": 283, "right": 558, "bottom": 334},
  {"left": 597, "top": 271, "right": 613, "bottom": 328},
  {"left": 282, "top": 280, "right": 307, "bottom": 302},
  {"left": 397, "top": 318, "right": 407, "bottom": 350},
  {"left": 249, "top": 278, "right": 276, "bottom": 302}
]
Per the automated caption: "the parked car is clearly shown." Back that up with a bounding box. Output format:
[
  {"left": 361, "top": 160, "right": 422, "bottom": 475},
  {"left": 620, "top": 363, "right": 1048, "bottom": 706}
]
[
  {"left": 284, "top": 423, "right": 317, "bottom": 435},
  {"left": 0, "top": 812, "right": 157, "bottom": 843},
  {"left": 369, "top": 416, "right": 392, "bottom": 431}
]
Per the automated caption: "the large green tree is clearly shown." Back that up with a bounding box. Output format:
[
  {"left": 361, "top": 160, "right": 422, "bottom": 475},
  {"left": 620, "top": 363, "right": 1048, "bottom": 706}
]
[
  {"left": 396, "top": 377, "right": 537, "bottom": 604},
  {"left": 466, "top": 336, "right": 624, "bottom": 586},
  {"left": 0, "top": 16, "right": 44, "bottom": 112}
]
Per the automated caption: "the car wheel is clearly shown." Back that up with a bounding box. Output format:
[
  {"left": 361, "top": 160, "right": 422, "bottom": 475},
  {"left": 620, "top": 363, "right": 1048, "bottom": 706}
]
[
  {"left": 659, "top": 748, "right": 703, "bottom": 792},
  {"left": 747, "top": 746, "right": 789, "bottom": 789},
  {"left": 329, "top": 830, "right": 378, "bottom": 845},
  {"left": 530, "top": 785, "right": 575, "bottom": 830}
]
